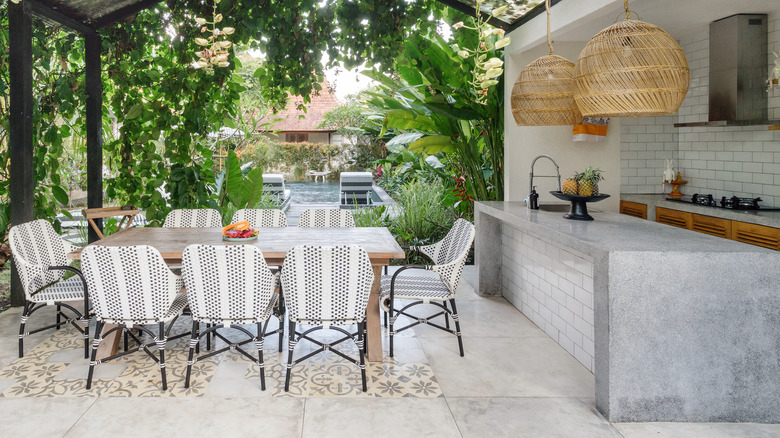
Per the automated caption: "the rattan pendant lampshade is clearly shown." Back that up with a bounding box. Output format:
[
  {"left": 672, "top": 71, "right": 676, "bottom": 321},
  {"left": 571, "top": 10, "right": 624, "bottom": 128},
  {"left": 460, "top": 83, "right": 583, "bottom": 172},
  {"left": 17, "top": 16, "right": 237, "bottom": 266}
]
[
  {"left": 572, "top": 1, "right": 690, "bottom": 117},
  {"left": 511, "top": 0, "right": 582, "bottom": 126}
]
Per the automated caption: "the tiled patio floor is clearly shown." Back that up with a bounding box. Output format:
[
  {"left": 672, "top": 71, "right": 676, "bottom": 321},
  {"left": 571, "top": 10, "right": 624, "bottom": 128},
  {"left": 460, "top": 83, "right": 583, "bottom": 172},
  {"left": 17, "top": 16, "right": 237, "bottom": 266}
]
[{"left": 0, "top": 266, "right": 778, "bottom": 437}]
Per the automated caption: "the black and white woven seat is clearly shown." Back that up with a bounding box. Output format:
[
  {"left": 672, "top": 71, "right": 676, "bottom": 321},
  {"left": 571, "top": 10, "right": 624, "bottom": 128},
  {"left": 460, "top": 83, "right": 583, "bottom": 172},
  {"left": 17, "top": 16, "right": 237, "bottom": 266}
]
[
  {"left": 163, "top": 208, "right": 222, "bottom": 228},
  {"left": 297, "top": 209, "right": 355, "bottom": 228},
  {"left": 9, "top": 219, "right": 90, "bottom": 358},
  {"left": 232, "top": 209, "right": 288, "bottom": 228},
  {"left": 80, "top": 245, "right": 189, "bottom": 390},
  {"left": 181, "top": 244, "right": 278, "bottom": 390},
  {"left": 380, "top": 218, "right": 475, "bottom": 357},
  {"left": 280, "top": 245, "right": 374, "bottom": 392}
]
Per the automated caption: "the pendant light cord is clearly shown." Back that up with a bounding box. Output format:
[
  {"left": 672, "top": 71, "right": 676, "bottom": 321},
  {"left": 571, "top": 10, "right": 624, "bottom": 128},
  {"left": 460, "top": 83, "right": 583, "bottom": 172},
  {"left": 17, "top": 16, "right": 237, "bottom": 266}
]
[
  {"left": 624, "top": 0, "right": 631, "bottom": 20},
  {"left": 546, "top": 0, "right": 552, "bottom": 55}
]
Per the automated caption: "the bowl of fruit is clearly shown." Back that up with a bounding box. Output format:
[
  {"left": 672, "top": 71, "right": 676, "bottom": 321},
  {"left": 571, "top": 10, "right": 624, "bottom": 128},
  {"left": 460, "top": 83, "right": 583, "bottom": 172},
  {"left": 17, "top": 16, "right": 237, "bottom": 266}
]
[
  {"left": 222, "top": 221, "right": 259, "bottom": 241},
  {"left": 550, "top": 167, "right": 610, "bottom": 221}
]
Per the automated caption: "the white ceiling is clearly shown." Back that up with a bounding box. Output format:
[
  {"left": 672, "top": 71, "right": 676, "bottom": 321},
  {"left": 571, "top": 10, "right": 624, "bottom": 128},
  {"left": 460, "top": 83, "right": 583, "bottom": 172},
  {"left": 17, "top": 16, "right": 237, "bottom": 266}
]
[{"left": 552, "top": 0, "right": 780, "bottom": 41}]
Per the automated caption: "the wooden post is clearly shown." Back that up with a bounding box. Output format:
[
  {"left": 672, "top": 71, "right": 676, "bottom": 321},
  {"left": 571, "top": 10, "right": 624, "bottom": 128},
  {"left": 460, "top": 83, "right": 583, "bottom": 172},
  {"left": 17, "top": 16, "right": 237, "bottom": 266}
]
[
  {"left": 85, "top": 33, "right": 103, "bottom": 243},
  {"left": 8, "top": 1, "right": 35, "bottom": 307}
]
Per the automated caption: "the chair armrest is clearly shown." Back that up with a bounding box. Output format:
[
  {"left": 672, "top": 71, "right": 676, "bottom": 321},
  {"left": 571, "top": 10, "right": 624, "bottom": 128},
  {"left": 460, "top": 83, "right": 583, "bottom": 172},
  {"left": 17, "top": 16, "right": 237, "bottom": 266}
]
[
  {"left": 47, "top": 266, "right": 89, "bottom": 309},
  {"left": 387, "top": 265, "right": 431, "bottom": 301}
]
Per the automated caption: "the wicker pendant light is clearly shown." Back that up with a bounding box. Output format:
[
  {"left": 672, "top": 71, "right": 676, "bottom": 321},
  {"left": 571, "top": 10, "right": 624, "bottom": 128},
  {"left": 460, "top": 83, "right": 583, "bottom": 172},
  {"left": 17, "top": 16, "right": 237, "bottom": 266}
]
[
  {"left": 511, "top": 0, "right": 582, "bottom": 126},
  {"left": 573, "top": 0, "right": 690, "bottom": 117}
]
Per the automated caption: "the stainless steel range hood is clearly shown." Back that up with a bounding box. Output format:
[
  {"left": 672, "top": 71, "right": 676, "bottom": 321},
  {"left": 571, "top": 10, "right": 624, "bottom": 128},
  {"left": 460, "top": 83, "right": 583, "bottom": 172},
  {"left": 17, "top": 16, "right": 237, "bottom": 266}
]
[{"left": 675, "top": 14, "right": 778, "bottom": 127}]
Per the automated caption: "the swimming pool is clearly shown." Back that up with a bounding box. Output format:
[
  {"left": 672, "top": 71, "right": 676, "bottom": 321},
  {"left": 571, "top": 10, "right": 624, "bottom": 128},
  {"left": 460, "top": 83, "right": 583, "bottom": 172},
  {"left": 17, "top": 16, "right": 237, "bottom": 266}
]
[{"left": 286, "top": 181, "right": 382, "bottom": 203}]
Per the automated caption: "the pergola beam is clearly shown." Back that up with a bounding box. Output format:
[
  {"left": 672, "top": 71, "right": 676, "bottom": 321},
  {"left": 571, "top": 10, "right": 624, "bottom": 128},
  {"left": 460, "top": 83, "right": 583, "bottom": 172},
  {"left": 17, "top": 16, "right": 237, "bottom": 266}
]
[
  {"left": 27, "top": 0, "right": 95, "bottom": 35},
  {"left": 8, "top": 1, "right": 35, "bottom": 306}
]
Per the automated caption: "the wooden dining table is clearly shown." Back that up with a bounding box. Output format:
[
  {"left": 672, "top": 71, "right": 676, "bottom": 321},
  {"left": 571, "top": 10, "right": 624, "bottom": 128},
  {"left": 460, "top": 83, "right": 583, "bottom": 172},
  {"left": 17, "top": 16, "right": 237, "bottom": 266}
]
[{"left": 68, "top": 226, "right": 406, "bottom": 362}]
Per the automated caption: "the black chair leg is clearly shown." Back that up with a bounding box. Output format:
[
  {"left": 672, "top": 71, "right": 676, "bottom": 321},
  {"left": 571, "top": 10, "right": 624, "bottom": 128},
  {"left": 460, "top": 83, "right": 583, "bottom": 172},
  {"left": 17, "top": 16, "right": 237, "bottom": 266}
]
[
  {"left": 185, "top": 320, "right": 199, "bottom": 388},
  {"left": 358, "top": 321, "right": 367, "bottom": 392},
  {"left": 284, "top": 321, "right": 296, "bottom": 392},
  {"left": 383, "top": 310, "right": 387, "bottom": 328},
  {"left": 158, "top": 321, "right": 167, "bottom": 391},
  {"left": 443, "top": 300, "right": 450, "bottom": 330},
  {"left": 449, "top": 299, "right": 464, "bottom": 357},
  {"left": 123, "top": 328, "right": 129, "bottom": 352},
  {"left": 86, "top": 321, "right": 105, "bottom": 390},
  {"left": 82, "top": 317, "right": 90, "bottom": 359},
  {"left": 257, "top": 322, "right": 266, "bottom": 391},
  {"left": 389, "top": 307, "right": 395, "bottom": 358},
  {"left": 56, "top": 304, "right": 61, "bottom": 329}
]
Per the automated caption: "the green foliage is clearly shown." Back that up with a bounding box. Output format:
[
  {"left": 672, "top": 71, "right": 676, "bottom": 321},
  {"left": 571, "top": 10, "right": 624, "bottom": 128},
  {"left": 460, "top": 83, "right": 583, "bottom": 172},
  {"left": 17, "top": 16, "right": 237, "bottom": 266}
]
[
  {"left": 390, "top": 179, "right": 455, "bottom": 247},
  {"left": 353, "top": 205, "right": 390, "bottom": 228},
  {"left": 364, "top": 28, "right": 506, "bottom": 215}
]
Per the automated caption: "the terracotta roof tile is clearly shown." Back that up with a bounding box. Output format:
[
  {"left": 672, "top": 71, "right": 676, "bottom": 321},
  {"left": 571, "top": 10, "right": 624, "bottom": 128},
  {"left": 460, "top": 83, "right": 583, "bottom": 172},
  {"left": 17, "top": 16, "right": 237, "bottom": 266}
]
[{"left": 271, "top": 81, "right": 341, "bottom": 132}]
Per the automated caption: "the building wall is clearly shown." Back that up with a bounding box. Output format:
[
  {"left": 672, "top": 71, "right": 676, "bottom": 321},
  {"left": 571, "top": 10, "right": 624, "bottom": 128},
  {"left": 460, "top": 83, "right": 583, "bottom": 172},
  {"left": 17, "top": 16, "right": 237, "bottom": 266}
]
[
  {"left": 264, "top": 132, "right": 335, "bottom": 144},
  {"left": 620, "top": 12, "right": 780, "bottom": 206}
]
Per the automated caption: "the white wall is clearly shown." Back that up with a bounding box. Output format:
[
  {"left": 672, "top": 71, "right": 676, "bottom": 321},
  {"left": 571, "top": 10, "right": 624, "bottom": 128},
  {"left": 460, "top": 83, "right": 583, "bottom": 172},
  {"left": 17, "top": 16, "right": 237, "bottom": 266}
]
[
  {"left": 504, "top": 41, "right": 621, "bottom": 212},
  {"left": 620, "top": 12, "right": 780, "bottom": 206}
]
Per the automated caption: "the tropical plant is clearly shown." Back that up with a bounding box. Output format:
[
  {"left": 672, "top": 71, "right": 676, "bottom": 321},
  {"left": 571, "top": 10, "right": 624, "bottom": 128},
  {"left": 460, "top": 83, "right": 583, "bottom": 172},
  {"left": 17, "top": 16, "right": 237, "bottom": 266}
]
[
  {"left": 364, "top": 28, "right": 505, "bottom": 214},
  {"left": 353, "top": 205, "right": 390, "bottom": 228}
]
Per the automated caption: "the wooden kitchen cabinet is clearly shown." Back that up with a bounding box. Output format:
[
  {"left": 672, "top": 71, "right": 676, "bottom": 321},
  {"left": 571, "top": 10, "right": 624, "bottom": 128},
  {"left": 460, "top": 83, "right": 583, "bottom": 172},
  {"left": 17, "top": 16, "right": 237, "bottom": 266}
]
[
  {"left": 620, "top": 201, "right": 647, "bottom": 219},
  {"left": 691, "top": 213, "right": 731, "bottom": 239},
  {"left": 731, "top": 221, "right": 780, "bottom": 250},
  {"left": 655, "top": 207, "right": 692, "bottom": 230}
]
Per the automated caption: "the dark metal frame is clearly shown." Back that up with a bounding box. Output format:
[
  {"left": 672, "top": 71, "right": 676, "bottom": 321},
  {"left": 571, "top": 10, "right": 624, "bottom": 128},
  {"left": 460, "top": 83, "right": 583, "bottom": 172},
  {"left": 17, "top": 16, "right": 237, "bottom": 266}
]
[
  {"left": 185, "top": 320, "right": 271, "bottom": 390},
  {"left": 87, "top": 316, "right": 189, "bottom": 390},
  {"left": 284, "top": 320, "right": 367, "bottom": 392},
  {"left": 19, "top": 265, "right": 90, "bottom": 358},
  {"left": 383, "top": 263, "right": 464, "bottom": 358}
]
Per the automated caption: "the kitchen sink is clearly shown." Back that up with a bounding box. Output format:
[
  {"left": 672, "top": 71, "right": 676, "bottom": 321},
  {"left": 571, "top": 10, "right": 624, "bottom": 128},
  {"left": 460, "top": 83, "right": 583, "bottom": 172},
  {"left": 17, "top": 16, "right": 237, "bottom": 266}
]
[{"left": 537, "top": 203, "right": 570, "bottom": 212}]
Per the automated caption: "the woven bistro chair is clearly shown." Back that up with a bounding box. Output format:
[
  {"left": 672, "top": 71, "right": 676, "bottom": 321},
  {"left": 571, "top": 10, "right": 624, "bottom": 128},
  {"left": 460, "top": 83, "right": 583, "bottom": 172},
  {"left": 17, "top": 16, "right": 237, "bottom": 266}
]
[
  {"left": 280, "top": 245, "right": 374, "bottom": 392},
  {"left": 9, "top": 219, "right": 90, "bottom": 358},
  {"left": 163, "top": 208, "right": 222, "bottom": 228},
  {"left": 231, "top": 209, "right": 288, "bottom": 228},
  {"left": 231, "top": 208, "right": 288, "bottom": 351},
  {"left": 297, "top": 209, "right": 355, "bottom": 228},
  {"left": 380, "top": 218, "right": 475, "bottom": 357},
  {"left": 80, "top": 245, "right": 189, "bottom": 390},
  {"left": 181, "top": 244, "right": 278, "bottom": 390}
]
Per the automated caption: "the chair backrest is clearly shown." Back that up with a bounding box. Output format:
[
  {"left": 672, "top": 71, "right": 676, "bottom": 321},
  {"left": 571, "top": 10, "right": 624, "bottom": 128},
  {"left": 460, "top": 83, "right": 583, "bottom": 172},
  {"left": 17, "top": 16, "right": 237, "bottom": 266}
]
[
  {"left": 281, "top": 245, "right": 373, "bottom": 323},
  {"left": 81, "top": 245, "right": 182, "bottom": 323},
  {"left": 421, "top": 219, "right": 475, "bottom": 293},
  {"left": 340, "top": 172, "right": 373, "bottom": 205},
  {"left": 262, "top": 174, "right": 286, "bottom": 195},
  {"left": 163, "top": 209, "right": 222, "bottom": 228},
  {"left": 9, "top": 219, "right": 73, "bottom": 298},
  {"left": 297, "top": 209, "right": 355, "bottom": 228},
  {"left": 182, "top": 245, "right": 276, "bottom": 324},
  {"left": 232, "top": 209, "right": 288, "bottom": 228}
]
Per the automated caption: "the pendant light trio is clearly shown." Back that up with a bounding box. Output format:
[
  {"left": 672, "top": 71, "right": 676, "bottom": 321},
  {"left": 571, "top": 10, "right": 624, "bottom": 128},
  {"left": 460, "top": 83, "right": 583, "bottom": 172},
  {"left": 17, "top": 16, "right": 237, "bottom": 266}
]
[{"left": 511, "top": 0, "right": 690, "bottom": 125}]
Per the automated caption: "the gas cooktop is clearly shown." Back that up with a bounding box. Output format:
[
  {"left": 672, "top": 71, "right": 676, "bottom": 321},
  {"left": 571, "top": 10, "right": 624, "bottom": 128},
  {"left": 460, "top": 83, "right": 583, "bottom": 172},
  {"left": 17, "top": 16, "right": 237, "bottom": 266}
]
[{"left": 666, "top": 193, "right": 780, "bottom": 211}]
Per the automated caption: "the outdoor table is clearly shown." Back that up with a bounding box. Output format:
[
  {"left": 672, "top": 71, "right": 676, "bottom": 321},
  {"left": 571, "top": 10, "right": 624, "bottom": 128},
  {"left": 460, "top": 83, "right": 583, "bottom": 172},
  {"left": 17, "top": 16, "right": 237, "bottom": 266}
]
[{"left": 69, "top": 226, "right": 405, "bottom": 362}]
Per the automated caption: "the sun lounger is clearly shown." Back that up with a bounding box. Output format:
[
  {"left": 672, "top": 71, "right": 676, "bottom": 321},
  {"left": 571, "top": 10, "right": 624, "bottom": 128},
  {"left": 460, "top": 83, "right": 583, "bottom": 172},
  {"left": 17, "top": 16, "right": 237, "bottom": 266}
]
[
  {"left": 339, "top": 172, "right": 374, "bottom": 208},
  {"left": 263, "top": 174, "right": 292, "bottom": 211}
]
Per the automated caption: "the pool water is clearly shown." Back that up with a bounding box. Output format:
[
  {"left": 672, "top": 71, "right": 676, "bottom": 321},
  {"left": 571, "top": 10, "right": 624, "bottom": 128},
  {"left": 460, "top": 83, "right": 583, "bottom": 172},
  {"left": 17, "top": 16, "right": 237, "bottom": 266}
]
[{"left": 286, "top": 181, "right": 381, "bottom": 203}]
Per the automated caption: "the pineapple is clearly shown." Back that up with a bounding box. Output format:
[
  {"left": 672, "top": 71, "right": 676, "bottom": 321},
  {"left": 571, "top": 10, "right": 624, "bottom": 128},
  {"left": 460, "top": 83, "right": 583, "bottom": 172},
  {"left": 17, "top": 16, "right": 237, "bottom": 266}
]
[
  {"left": 577, "top": 167, "right": 604, "bottom": 196},
  {"left": 562, "top": 177, "right": 578, "bottom": 195}
]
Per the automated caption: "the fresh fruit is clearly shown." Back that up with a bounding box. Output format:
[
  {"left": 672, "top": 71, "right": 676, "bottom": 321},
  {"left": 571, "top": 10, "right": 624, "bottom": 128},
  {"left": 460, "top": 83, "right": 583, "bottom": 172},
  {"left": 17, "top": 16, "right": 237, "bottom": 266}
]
[
  {"left": 577, "top": 167, "right": 604, "bottom": 196},
  {"left": 222, "top": 220, "right": 251, "bottom": 236},
  {"left": 562, "top": 177, "right": 578, "bottom": 195}
]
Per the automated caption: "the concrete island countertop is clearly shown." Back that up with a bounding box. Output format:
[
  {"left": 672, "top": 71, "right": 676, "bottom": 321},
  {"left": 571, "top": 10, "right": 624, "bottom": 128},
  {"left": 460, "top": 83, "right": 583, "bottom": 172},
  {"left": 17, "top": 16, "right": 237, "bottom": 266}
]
[
  {"left": 621, "top": 193, "right": 780, "bottom": 228},
  {"left": 474, "top": 201, "right": 780, "bottom": 423},
  {"left": 475, "top": 200, "right": 774, "bottom": 254}
]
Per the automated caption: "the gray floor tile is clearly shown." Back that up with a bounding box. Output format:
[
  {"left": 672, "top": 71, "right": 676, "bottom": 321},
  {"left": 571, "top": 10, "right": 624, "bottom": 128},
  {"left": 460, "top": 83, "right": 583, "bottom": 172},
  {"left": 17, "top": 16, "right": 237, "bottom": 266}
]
[
  {"left": 420, "top": 336, "right": 594, "bottom": 398},
  {"left": 204, "top": 361, "right": 273, "bottom": 398},
  {"left": 0, "top": 397, "right": 96, "bottom": 436},
  {"left": 614, "top": 422, "right": 780, "bottom": 438},
  {"left": 302, "top": 397, "right": 461, "bottom": 438},
  {"left": 54, "top": 361, "right": 127, "bottom": 380},
  {"left": 448, "top": 397, "right": 619, "bottom": 438},
  {"left": 65, "top": 397, "right": 304, "bottom": 437}
]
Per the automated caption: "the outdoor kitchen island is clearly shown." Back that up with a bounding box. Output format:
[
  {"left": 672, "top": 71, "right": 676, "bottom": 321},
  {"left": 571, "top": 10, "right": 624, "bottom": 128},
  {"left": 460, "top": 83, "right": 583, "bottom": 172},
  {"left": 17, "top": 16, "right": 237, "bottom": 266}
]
[{"left": 474, "top": 201, "right": 780, "bottom": 423}]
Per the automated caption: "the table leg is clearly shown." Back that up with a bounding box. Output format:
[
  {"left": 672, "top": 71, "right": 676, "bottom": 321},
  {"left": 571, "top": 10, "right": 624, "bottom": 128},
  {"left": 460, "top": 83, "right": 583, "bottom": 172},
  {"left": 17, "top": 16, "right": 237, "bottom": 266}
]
[
  {"left": 95, "top": 323, "right": 122, "bottom": 360},
  {"left": 366, "top": 266, "right": 383, "bottom": 362}
]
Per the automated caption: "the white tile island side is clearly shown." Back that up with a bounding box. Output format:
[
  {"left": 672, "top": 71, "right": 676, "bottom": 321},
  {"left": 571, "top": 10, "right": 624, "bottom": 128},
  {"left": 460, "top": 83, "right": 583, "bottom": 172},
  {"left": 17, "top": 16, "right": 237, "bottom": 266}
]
[{"left": 474, "top": 201, "right": 780, "bottom": 423}]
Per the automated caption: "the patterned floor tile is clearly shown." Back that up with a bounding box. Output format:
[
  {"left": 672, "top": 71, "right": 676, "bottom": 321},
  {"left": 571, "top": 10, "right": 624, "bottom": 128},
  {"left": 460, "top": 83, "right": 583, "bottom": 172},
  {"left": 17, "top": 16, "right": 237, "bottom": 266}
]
[{"left": 0, "top": 324, "right": 440, "bottom": 398}]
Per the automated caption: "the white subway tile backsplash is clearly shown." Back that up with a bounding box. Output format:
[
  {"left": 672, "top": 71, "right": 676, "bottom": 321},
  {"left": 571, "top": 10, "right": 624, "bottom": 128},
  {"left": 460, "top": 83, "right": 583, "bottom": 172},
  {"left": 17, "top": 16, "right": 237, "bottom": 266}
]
[{"left": 621, "top": 18, "right": 780, "bottom": 205}]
